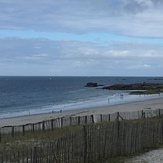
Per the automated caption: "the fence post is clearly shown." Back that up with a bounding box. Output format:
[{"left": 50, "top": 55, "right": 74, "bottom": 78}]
[
  {"left": 42, "top": 121, "right": 45, "bottom": 132},
  {"left": 85, "top": 116, "right": 87, "bottom": 124},
  {"left": 78, "top": 116, "right": 80, "bottom": 125},
  {"left": 22, "top": 125, "right": 25, "bottom": 136},
  {"left": 32, "top": 147, "right": 37, "bottom": 163},
  {"left": 116, "top": 112, "right": 119, "bottom": 121},
  {"left": 1, "top": 156, "right": 3, "bottom": 163},
  {"left": 70, "top": 117, "right": 72, "bottom": 126},
  {"left": 91, "top": 115, "right": 94, "bottom": 123},
  {"left": 83, "top": 125, "right": 87, "bottom": 163},
  {"left": 0, "top": 130, "right": 1, "bottom": 142},
  {"left": 116, "top": 119, "right": 120, "bottom": 155},
  {"left": 51, "top": 119, "right": 54, "bottom": 130},
  {"left": 100, "top": 114, "right": 103, "bottom": 122},
  {"left": 142, "top": 110, "right": 145, "bottom": 119},
  {"left": 61, "top": 117, "right": 63, "bottom": 128},
  {"left": 17, "top": 151, "right": 20, "bottom": 163},
  {"left": 159, "top": 109, "right": 161, "bottom": 117},
  {"left": 12, "top": 126, "right": 14, "bottom": 138},
  {"left": 32, "top": 124, "right": 34, "bottom": 133},
  {"left": 116, "top": 112, "right": 123, "bottom": 121}
]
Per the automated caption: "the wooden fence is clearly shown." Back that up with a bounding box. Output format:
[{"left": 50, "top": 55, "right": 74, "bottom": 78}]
[
  {"left": 0, "top": 118, "right": 163, "bottom": 162},
  {"left": 0, "top": 108, "right": 163, "bottom": 140}
]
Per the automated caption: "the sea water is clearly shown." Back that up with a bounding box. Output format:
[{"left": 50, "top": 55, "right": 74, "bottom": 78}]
[{"left": 0, "top": 76, "right": 163, "bottom": 118}]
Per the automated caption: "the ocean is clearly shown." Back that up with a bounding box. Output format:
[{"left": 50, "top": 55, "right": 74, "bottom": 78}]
[{"left": 0, "top": 76, "right": 163, "bottom": 119}]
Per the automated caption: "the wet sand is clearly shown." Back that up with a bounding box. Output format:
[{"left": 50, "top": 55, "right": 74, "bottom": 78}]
[{"left": 0, "top": 96, "right": 163, "bottom": 127}]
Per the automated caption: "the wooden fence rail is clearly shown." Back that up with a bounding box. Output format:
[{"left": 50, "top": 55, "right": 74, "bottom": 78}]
[{"left": 0, "top": 108, "right": 163, "bottom": 141}]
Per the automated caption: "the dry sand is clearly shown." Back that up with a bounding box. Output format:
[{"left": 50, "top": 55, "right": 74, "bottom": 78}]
[{"left": 0, "top": 96, "right": 163, "bottom": 127}]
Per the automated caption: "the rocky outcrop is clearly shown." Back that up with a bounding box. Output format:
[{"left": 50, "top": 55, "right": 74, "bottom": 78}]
[
  {"left": 85, "top": 82, "right": 98, "bottom": 87},
  {"left": 85, "top": 82, "right": 104, "bottom": 87},
  {"left": 102, "top": 82, "right": 163, "bottom": 94}
]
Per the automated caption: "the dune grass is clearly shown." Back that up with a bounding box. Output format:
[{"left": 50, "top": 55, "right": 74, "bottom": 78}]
[
  {"left": 0, "top": 125, "right": 81, "bottom": 155},
  {"left": 0, "top": 115, "right": 163, "bottom": 162}
]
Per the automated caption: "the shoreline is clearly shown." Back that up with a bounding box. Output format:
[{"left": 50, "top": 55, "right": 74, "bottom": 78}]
[
  {"left": 0, "top": 92, "right": 162, "bottom": 119},
  {"left": 0, "top": 96, "right": 163, "bottom": 127}
]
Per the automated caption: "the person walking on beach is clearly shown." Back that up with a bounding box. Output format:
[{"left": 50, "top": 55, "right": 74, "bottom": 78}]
[{"left": 120, "top": 94, "right": 123, "bottom": 99}]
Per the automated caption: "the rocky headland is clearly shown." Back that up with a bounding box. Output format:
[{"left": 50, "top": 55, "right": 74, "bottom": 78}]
[
  {"left": 102, "top": 82, "right": 163, "bottom": 94},
  {"left": 85, "top": 81, "right": 163, "bottom": 94}
]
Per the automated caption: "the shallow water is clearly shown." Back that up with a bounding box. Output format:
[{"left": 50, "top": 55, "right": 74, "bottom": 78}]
[{"left": 0, "top": 76, "right": 162, "bottom": 118}]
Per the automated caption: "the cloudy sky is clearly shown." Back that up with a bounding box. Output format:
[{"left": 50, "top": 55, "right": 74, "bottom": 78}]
[{"left": 0, "top": 0, "right": 163, "bottom": 76}]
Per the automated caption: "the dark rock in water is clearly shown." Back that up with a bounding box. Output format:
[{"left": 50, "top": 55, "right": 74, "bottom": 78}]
[
  {"left": 85, "top": 82, "right": 98, "bottom": 87},
  {"left": 85, "top": 82, "right": 104, "bottom": 87}
]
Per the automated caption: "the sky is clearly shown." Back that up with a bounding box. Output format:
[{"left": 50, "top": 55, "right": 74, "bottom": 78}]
[{"left": 0, "top": 0, "right": 163, "bottom": 76}]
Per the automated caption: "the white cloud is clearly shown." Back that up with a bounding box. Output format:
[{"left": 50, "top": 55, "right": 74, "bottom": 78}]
[
  {"left": 127, "top": 64, "right": 152, "bottom": 69},
  {"left": 1, "top": 0, "right": 163, "bottom": 76},
  {"left": 19, "top": 53, "right": 49, "bottom": 61},
  {"left": 0, "top": 38, "right": 163, "bottom": 76},
  {"left": 105, "top": 50, "right": 130, "bottom": 58},
  {"left": 1, "top": 0, "right": 163, "bottom": 37}
]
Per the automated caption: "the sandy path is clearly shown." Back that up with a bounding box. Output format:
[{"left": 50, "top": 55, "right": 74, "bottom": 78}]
[{"left": 125, "top": 148, "right": 163, "bottom": 163}]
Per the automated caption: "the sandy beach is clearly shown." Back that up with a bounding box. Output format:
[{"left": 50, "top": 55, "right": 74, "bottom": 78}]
[{"left": 0, "top": 96, "right": 163, "bottom": 127}]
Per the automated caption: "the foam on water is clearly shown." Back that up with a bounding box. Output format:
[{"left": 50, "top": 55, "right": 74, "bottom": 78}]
[{"left": 0, "top": 92, "right": 162, "bottom": 119}]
